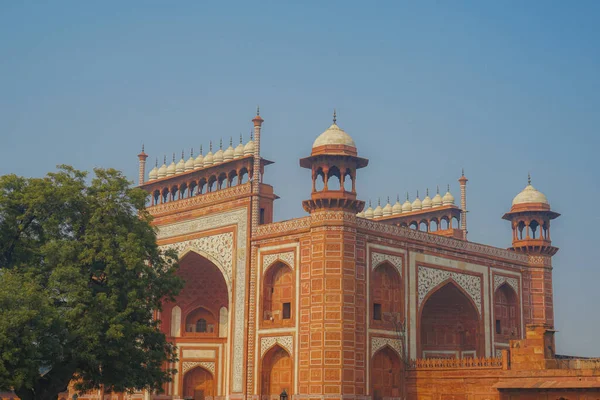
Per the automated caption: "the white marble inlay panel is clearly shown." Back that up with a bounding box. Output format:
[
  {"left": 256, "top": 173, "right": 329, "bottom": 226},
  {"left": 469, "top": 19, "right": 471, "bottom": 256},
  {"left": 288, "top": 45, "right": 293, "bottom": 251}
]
[
  {"left": 418, "top": 265, "right": 482, "bottom": 314},
  {"left": 371, "top": 251, "right": 403, "bottom": 277},
  {"left": 262, "top": 251, "right": 295, "bottom": 272},
  {"left": 260, "top": 336, "right": 293, "bottom": 358}
]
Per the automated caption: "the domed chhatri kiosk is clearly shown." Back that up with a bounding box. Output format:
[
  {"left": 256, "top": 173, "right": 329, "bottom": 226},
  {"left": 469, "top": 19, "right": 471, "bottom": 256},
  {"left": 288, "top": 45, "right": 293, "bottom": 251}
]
[{"left": 64, "top": 109, "right": 599, "bottom": 400}]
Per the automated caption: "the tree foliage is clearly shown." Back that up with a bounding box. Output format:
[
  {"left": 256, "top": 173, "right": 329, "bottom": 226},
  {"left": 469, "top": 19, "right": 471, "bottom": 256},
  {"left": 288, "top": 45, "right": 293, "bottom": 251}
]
[{"left": 0, "top": 166, "right": 182, "bottom": 400}]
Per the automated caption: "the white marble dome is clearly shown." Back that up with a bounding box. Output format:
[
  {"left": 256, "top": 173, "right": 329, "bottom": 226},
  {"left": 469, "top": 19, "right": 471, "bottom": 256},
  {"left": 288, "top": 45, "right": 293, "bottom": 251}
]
[
  {"left": 512, "top": 184, "right": 549, "bottom": 206},
  {"left": 312, "top": 122, "right": 356, "bottom": 149}
]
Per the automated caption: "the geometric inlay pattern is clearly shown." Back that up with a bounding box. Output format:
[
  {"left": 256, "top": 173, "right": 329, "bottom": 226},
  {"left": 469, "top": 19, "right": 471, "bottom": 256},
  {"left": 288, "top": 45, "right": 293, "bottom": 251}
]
[
  {"left": 182, "top": 361, "right": 216, "bottom": 375},
  {"left": 418, "top": 265, "right": 482, "bottom": 314},
  {"left": 371, "top": 251, "right": 402, "bottom": 277},
  {"left": 260, "top": 336, "right": 293, "bottom": 358},
  {"left": 493, "top": 275, "right": 519, "bottom": 295},
  {"left": 371, "top": 336, "right": 403, "bottom": 358},
  {"left": 157, "top": 208, "right": 247, "bottom": 392},
  {"left": 262, "top": 251, "right": 295, "bottom": 273}
]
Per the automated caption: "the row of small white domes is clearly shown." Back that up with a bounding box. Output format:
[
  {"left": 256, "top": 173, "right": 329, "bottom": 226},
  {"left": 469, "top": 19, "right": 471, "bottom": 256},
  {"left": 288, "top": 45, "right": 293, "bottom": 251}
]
[
  {"left": 357, "top": 188, "right": 455, "bottom": 219},
  {"left": 148, "top": 136, "right": 255, "bottom": 181}
]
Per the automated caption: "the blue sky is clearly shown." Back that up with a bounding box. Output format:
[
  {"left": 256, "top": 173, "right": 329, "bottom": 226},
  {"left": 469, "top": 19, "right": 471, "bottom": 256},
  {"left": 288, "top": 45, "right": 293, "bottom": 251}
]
[{"left": 1, "top": 1, "right": 598, "bottom": 355}]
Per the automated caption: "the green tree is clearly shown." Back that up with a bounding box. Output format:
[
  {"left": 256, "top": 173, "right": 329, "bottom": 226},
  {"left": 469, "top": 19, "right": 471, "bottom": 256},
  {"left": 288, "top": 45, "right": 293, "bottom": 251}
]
[{"left": 0, "top": 166, "right": 182, "bottom": 400}]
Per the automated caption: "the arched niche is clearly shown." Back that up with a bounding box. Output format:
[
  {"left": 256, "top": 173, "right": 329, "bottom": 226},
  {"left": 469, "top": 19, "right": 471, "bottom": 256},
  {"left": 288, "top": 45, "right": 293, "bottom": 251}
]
[
  {"left": 183, "top": 366, "right": 214, "bottom": 400},
  {"left": 262, "top": 261, "right": 294, "bottom": 326},
  {"left": 261, "top": 345, "right": 292, "bottom": 398},
  {"left": 494, "top": 283, "right": 520, "bottom": 343},
  {"left": 420, "top": 281, "right": 481, "bottom": 359},
  {"left": 371, "top": 346, "right": 402, "bottom": 400},
  {"left": 371, "top": 262, "right": 403, "bottom": 328}
]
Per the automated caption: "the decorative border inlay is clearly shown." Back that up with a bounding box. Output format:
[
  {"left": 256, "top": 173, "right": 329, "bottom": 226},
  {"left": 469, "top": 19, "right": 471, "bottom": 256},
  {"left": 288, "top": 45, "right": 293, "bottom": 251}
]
[
  {"left": 181, "top": 361, "right": 216, "bottom": 375},
  {"left": 493, "top": 275, "right": 519, "bottom": 294},
  {"left": 262, "top": 251, "right": 295, "bottom": 272},
  {"left": 157, "top": 208, "right": 247, "bottom": 392},
  {"left": 418, "top": 265, "right": 482, "bottom": 314},
  {"left": 356, "top": 218, "right": 529, "bottom": 263},
  {"left": 371, "top": 251, "right": 402, "bottom": 276},
  {"left": 371, "top": 337, "right": 403, "bottom": 358},
  {"left": 256, "top": 217, "right": 311, "bottom": 237},
  {"left": 260, "top": 336, "right": 293, "bottom": 358}
]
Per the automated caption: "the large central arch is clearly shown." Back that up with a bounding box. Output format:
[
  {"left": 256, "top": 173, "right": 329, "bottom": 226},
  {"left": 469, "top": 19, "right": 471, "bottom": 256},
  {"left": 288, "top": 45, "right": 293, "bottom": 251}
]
[{"left": 419, "top": 281, "right": 481, "bottom": 358}]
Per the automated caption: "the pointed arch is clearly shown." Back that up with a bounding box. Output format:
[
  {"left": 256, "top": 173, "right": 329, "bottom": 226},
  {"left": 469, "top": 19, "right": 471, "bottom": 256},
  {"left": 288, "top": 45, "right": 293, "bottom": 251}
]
[
  {"left": 419, "top": 280, "right": 482, "bottom": 358},
  {"left": 262, "top": 261, "right": 294, "bottom": 326},
  {"left": 261, "top": 344, "right": 293, "bottom": 398},
  {"left": 183, "top": 366, "right": 214, "bottom": 400},
  {"left": 371, "top": 346, "right": 402, "bottom": 400},
  {"left": 178, "top": 247, "right": 232, "bottom": 292},
  {"left": 371, "top": 262, "right": 403, "bottom": 327},
  {"left": 494, "top": 283, "right": 520, "bottom": 343}
]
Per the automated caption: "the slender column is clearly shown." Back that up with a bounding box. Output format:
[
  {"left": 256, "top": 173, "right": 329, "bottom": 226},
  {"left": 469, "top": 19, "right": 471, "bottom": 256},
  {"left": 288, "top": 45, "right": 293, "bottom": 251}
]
[
  {"left": 458, "top": 170, "right": 468, "bottom": 240},
  {"left": 138, "top": 145, "right": 148, "bottom": 185}
]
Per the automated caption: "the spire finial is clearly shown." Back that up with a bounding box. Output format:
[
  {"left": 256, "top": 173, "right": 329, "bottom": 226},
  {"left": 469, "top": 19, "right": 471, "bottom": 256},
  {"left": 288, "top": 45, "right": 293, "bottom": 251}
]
[
  {"left": 397, "top": 194, "right": 400, "bottom": 202},
  {"left": 250, "top": 129, "right": 254, "bottom": 140},
  {"left": 155, "top": 157, "right": 158, "bottom": 167},
  {"left": 417, "top": 190, "right": 419, "bottom": 198},
  {"left": 333, "top": 109, "right": 337, "bottom": 124},
  {"left": 142, "top": 144, "right": 145, "bottom": 153},
  {"left": 210, "top": 141, "right": 213, "bottom": 152},
  {"left": 369, "top": 199, "right": 372, "bottom": 207},
  {"left": 528, "top": 172, "right": 531, "bottom": 185},
  {"left": 462, "top": 168, "right": 465, "bottom": 177},
  {"left": 387, "top": 196, "right": 390, "bottom": 204},
  {"left": 406, "top": 192, "right": 409, "bottom": 201},
  {"left": 426, "top": 188, "right": 429, "bottom": 197},
  {"left": 378, "top": 197, "right": 381, "bottom": 206},
  {"left": 447, "top": 184, "right": 450, "bottom": 192},
  {"left": 200, "top": 144, "right": 203, "bottom": 155},
  {"left": 437, "top": 185, "right": 440, "bottom": 194},
  {"left": 181, "top": 150, "right": 184, "bottom": 159},
  {"left": 163, "top": 155, "right": 166, "bottom": 164},
  {"left": 256, "top": 105, "right": 260, "bottom": 116},
  {"left": 191, "top": 148, "right": 194, "bottom": 157},
  {"left": 219, "top": 138, "right": 223, "bottom": 149},
  {"left": 230, "top": 136, "right": 233, "bottom": 146},
  {"left": 172, "top": 153, "right": 175, "bottom": 162},
  {"left": 240, "top": 133, "right": 243, "bottom": 144}
]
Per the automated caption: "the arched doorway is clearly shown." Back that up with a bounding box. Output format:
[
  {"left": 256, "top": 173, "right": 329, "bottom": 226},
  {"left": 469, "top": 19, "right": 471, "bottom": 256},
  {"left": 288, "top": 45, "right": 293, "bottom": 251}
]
[
  {"left": 183, "top": 367, "right": 214, "bottom": 400},
  {"left": 261, "top": 345, "right": 292, "bottom": 398},
  {"left": 371, "top": 263, "right": 403, "bottom": 328},
  {"left": 371, "top": 347, "right": 402, "bottom": 400},
  {"left": 420, "top": 281, "right": 481, "bottom": 358},
  {"left": 494, "top": 284, "right": 520, "bottom": 343}
]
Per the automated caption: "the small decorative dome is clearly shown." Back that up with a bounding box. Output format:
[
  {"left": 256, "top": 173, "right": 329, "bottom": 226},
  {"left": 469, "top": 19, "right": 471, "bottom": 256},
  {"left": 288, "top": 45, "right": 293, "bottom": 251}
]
[
  {"left": 383, "top": 197, "right": 393, "bottom": 217},
  {"left": 148, "top": 159, "right": 158, "bottom": 181},
  {"left": 422, "top": 189, "right": 432, "bottom": 209},
  {"left": 392, "top": 195, "right": 403, "bottom": 215},
  {"left": 214, "top": 140, "right": 224, "bottom": 163},
  {"left": 223, "top": 138, "right": 235, "bottom": 161},
  {"left": 432, "top": 186, "right": 443, "bottom": 207},
  {"left": 512, "top": 174, "right": 549, "bottom": 206},
  {"left": 166, "top": 154, "right": 177, "bottom": 176},
  {"left": 234, "top": 134, "right": 244, "bottom": 158},
  {"left": 373, "top": 199, "right": 383, "bottom": 218},
  {"left": 194, "top": 146, "right": 204, "bottom": 169},
  {"left": 442, "top": 185, "right": 455, "bottom": 205},
  {"left": 402, "top": 194, "right": 412, "bottom": 212},
  {"left": 157, "top": 157, "right": 168, "bottom": 178},
  {"left": 312, "top": 111, "right": 356, "bottom": 149},
  {"left": 203, "top": 142, "right": 214, "bottom": 166},
  {"left": 412, "top": 192, "right": 422, "bottom": 211},
  {"left": 176, "top": 152, "right": 186, "bottom": 173},
  {"left": 244, "top": 133, "right": 255, "bottom": 155},
  {"left": 356, "top": 211, "right": 365, "bottom": 218},
  {"left": 365, "top": 202, "right": 374, "bottom": 219},
  {"left": 185, "top": 150, "right": 195, "bottom": 171}
]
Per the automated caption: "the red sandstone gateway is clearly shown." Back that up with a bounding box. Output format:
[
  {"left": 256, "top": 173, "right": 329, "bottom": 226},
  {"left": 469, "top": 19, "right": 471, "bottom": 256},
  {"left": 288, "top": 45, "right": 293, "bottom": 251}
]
[{"left": 52, "top": 110, "right": 599, "bottom": 400}]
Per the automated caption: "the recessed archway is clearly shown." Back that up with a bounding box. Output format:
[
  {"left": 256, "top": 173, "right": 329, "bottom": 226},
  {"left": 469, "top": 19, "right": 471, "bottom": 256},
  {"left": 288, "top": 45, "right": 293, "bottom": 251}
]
[
  {"left": 371, "top": 263, "right": 403, "bottom": 328},
  {"left": 371, "top": 346, "right": 402, "bottom": 400},
  {"left": 263, "top": 261, "right": 294, "bottom": 326},
  {"left": 183, "top": 366, "right": 214, "bottom": 400},
  {"left": 261, "top": 345, "right": 293, "bottom": 397},
  {"left": 494, "top": 283, "right": 520, "bottom": 343},
  {"left": 419, "top": 281, "right": 481, "bottom": 358}
]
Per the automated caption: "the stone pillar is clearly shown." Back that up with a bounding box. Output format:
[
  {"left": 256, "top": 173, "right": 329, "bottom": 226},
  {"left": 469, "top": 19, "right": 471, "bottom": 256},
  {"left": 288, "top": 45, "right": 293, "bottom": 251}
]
[
  {"left": 458, "top": 171, "right": 468, "bottom": 240},
  {"left": 138, "top": 145, "right": 148, "bottom": 185}
]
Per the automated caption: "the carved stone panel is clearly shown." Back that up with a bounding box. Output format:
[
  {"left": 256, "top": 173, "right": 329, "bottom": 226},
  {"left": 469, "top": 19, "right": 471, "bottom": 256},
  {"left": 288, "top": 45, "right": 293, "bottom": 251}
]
[
  {"left": 371, "top": 251, "right": 403, "bottom": 276},
  {"left": 493, "top": 275, "right": 519, "bottom": 295},
  {"left": 418, "top": 265, "right": 482, "bottom": 314},
  {"left": 262, "top": 251, "right": 295, "bottom": 273},
  {"left": 371, "top": 336, "right": 403, "bottom": 358},
  {"left": 260, "top": 336, "right": 293, "bottom": 358},
  {"left": 181, "top": 361, "right": 216, "bottom": 375}
]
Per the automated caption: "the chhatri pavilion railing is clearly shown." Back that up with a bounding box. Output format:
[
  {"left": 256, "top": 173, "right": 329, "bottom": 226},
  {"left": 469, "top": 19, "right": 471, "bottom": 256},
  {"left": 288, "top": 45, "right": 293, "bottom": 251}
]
[{"left": 409, "top": 356, "right": 503, "bottom": 370}]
